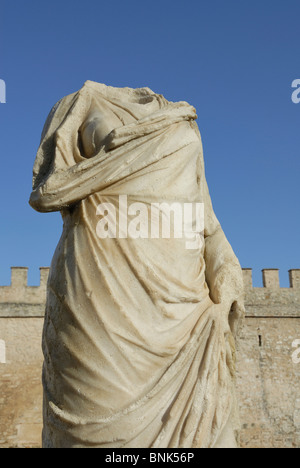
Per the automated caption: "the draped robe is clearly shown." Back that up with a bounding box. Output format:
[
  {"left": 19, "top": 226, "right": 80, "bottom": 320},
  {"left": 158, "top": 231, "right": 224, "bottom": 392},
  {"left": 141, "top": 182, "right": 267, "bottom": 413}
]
[{"left": 29, "top": 81, "right": 244, "bottom": 448}]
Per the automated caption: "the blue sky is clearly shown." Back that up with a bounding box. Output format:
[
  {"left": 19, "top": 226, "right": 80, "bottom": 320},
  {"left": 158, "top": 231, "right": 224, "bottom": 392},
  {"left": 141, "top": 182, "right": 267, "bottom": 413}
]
[{"left": 0, "top": 0, "right": 299, "bottom": 287}]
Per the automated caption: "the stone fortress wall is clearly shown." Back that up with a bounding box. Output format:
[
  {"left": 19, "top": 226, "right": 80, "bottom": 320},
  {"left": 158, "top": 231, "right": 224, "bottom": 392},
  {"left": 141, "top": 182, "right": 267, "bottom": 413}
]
[
  {"left": 0, "top": 267, "right": 299, "bottom": 448},
  {"left": 237, "top": 268, "right": 300, "bottom": 448}
]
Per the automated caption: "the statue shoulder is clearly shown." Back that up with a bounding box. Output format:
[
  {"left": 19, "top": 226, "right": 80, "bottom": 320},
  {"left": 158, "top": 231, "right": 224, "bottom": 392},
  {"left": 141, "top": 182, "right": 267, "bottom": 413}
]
[{"left": 40, "top": 92, "right": 78, "bottom": 143}]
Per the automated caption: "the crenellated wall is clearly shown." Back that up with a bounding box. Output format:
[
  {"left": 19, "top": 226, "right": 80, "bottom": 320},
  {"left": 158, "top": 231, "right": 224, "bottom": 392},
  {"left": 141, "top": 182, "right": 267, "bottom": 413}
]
[
  {"left": 0, "top": 267, "right": 49, "bottom": 317},
  {"left": 0, "top": 268, "right": 48, "bottom": 447},
  {"left": 242, "top": 268, "right": 300, "bottom": 317},
  {"left": 0, "top": 267, "right": 299, "bottom": 448},
  {"left": 237, "top": 268, "right": 300, "bottom": 448},
  {"left": 1, "top": 267, "right": 299, "bottom": 317}
]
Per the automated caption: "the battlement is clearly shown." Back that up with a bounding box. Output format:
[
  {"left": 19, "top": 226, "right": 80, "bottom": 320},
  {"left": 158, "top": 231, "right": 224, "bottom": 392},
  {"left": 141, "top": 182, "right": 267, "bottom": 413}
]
[
  {"left": 0, "top": 267, "right": 49, "bottom": 317},
  {"left": 242, "top": 269, "right": 300, "bottom": 318},
  {"left": 0, "top": 267, "right": 299, "bottom": 318},
  {"left": 243, "top": 268, "right": 300, "bottom": 290}
]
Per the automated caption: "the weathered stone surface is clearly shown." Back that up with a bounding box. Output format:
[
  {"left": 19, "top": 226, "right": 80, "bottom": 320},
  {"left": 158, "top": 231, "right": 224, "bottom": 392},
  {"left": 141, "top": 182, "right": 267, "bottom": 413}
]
[
  {"left": 236, "top": 318, "right": 300, "bottom": 448},
  {"left": 0, "top": 317, "right": 43, "bottom": 448},
  {"left": 1, "top": 267, "right": 299, "bottom": 448},
  {"left": 234, "top": 269, "right": 300, "bottom": 448},
  {"left": 28, "top": 82, "right": 245, "bottom": 449}
]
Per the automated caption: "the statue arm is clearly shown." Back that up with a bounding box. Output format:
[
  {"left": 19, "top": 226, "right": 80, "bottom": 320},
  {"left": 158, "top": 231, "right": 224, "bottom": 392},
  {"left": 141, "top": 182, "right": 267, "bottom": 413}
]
[
  {"left": 202, "top": 176, "right": 245, "bottom": 336},
  {"left": 191, "top": 118, "right": 244, "bottom": 335},
  {"left": 30, "top": 93, "right": 197, "bottom": 214},
  {"left": 30, "top": 104, "right": 197, "bottom": 214},
  {"left": 29, "top": 148, "right": 111, "bottom": 213}
]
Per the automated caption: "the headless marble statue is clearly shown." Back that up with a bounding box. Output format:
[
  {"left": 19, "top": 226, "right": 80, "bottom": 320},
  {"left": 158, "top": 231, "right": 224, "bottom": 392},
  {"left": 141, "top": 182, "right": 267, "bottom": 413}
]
[{"left": 30, "top": 81, "right": 245, "bottom": 448}]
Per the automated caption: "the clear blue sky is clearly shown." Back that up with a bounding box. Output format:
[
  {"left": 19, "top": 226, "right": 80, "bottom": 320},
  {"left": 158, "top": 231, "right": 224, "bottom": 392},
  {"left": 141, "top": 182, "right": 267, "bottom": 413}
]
[{"left": 0, "top": 0, "right": 299, "bottom": 287}]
